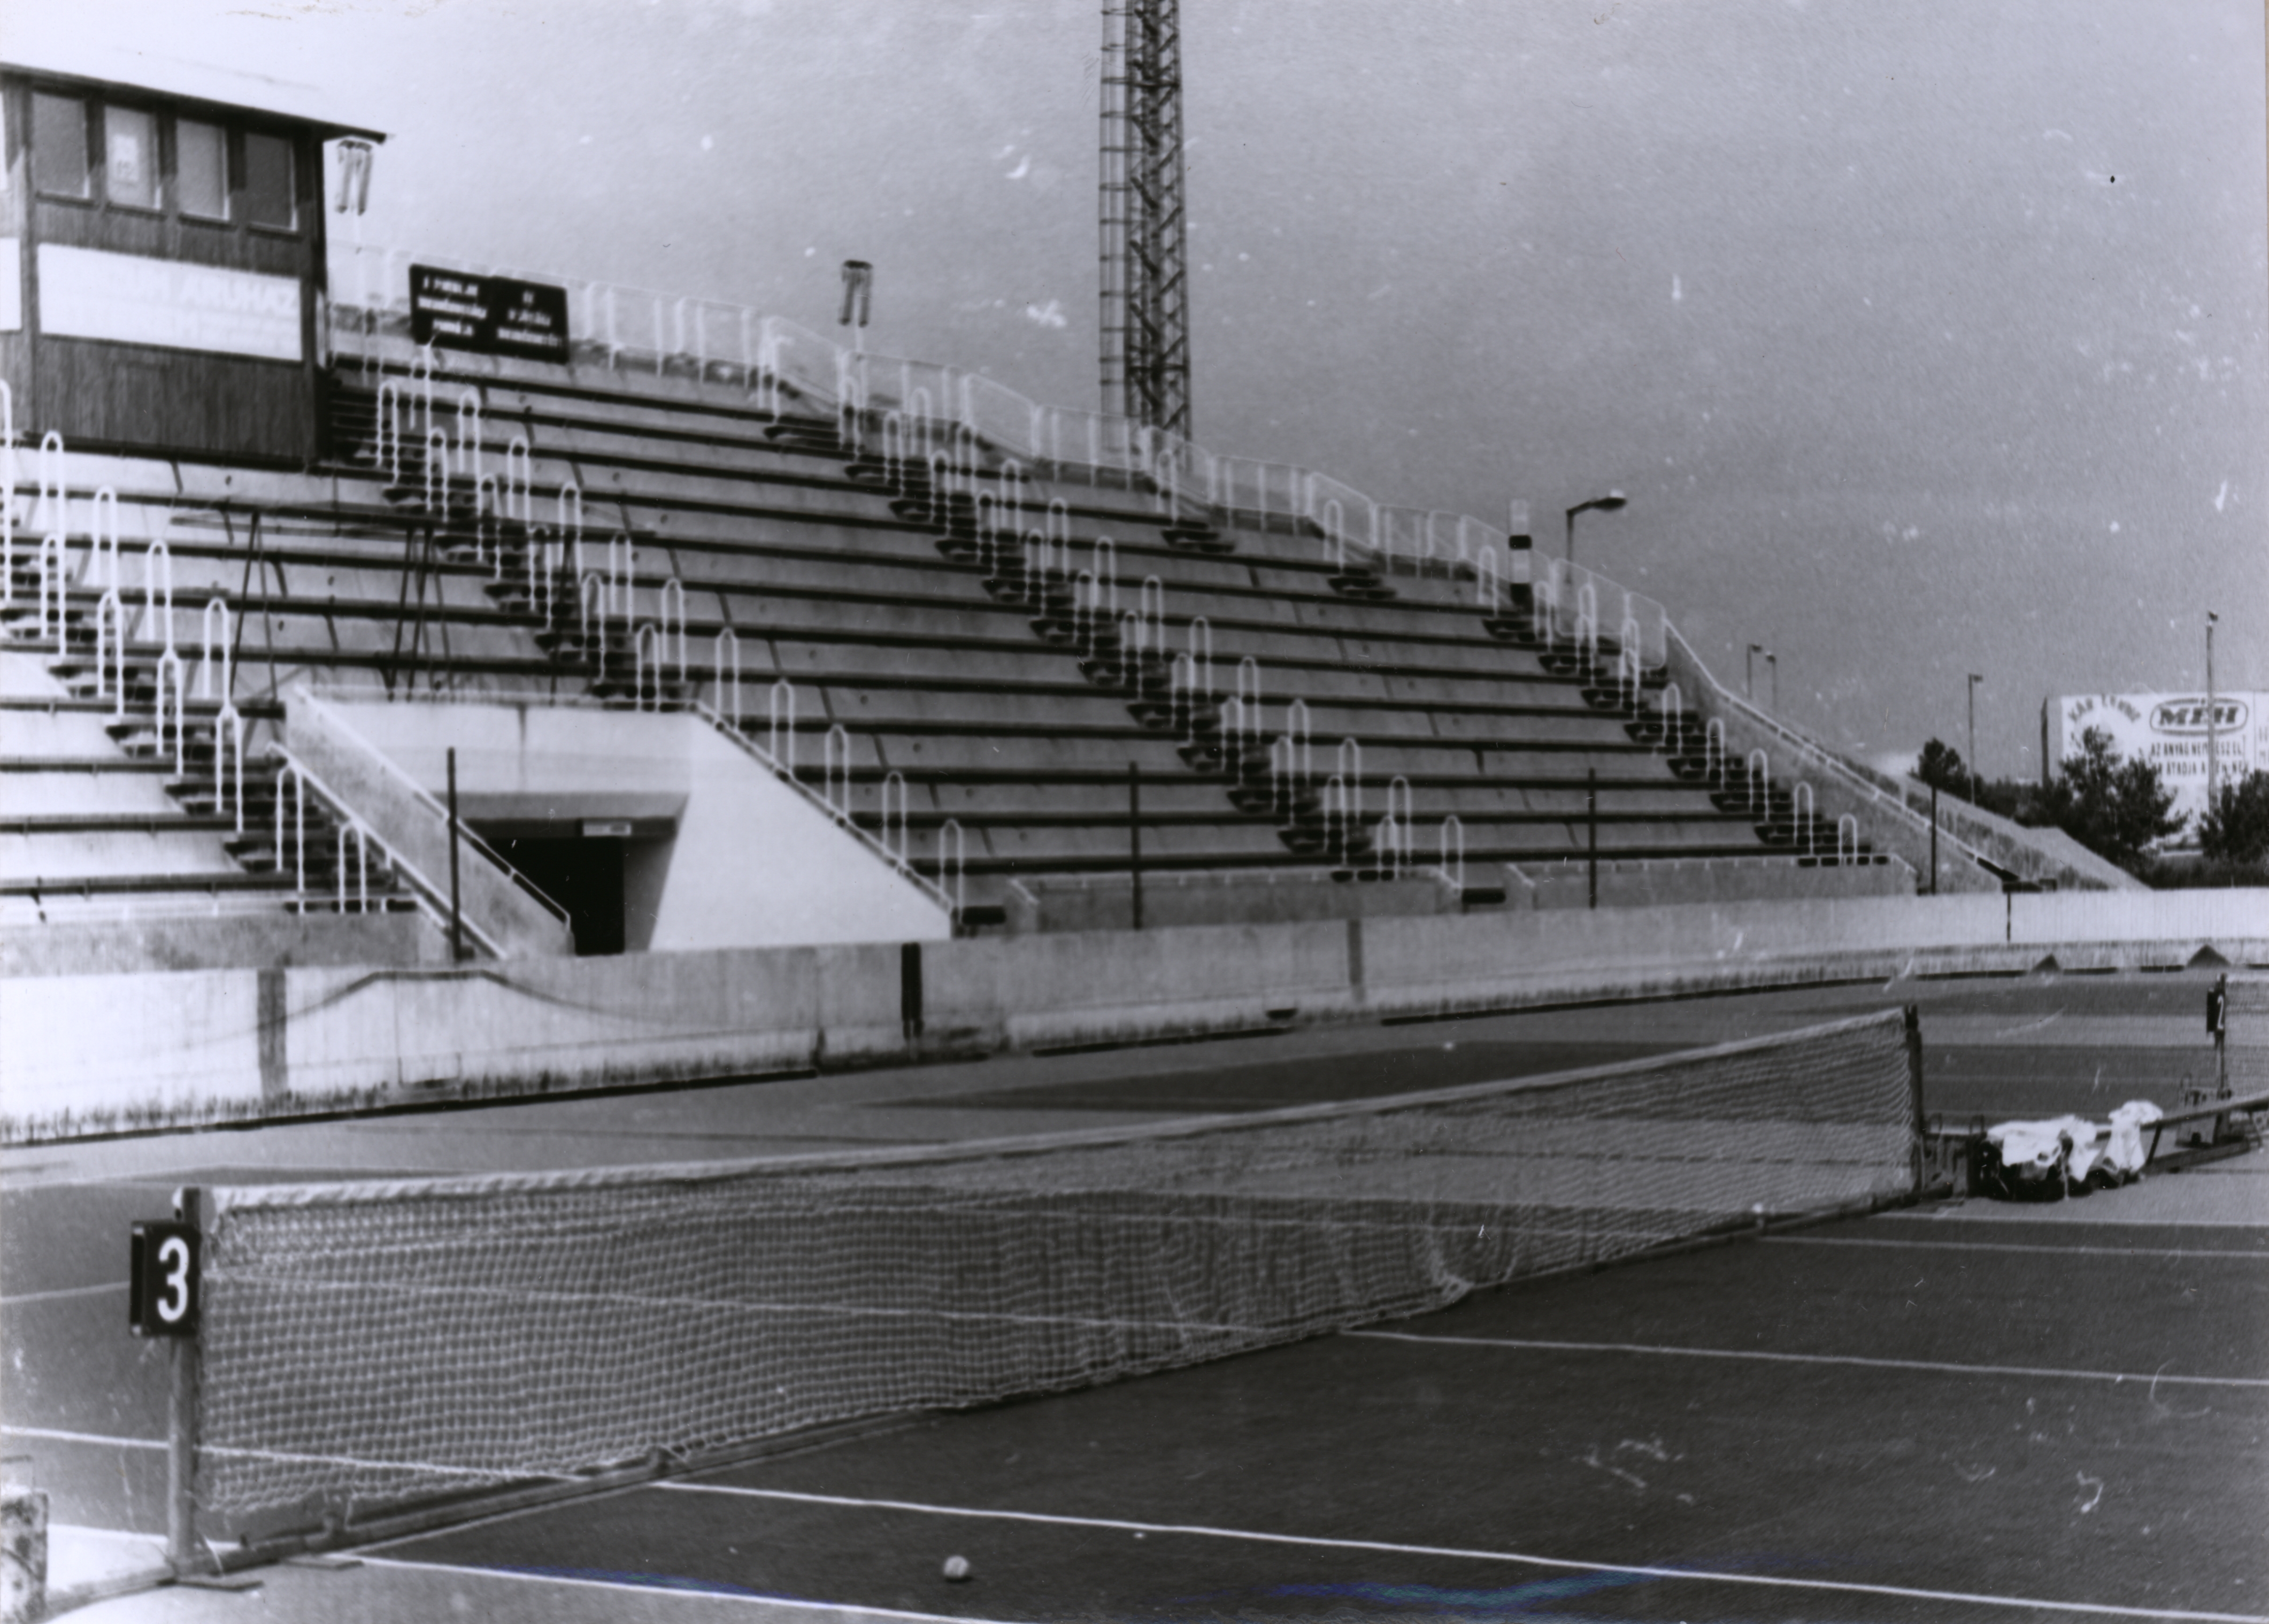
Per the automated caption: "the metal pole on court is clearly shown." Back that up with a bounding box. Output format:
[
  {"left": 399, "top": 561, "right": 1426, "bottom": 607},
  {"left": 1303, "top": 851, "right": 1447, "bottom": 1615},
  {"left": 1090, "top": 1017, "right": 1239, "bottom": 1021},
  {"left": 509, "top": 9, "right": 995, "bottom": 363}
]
[
  {"left": 447, "top": 746, "right": 464, "bottom": 964},
  {"left": 1587, "top": 767, "right": 1599, "bottom": 910},
  {"left": 167, "top": 1186, "right": 202, "bottom": 1576},
  {"left": 1128, "top": 760, "right": 1143, "bottom": 930},
  {"left": 1929, "top": 784, "right": 1939, "bottom": 896}
]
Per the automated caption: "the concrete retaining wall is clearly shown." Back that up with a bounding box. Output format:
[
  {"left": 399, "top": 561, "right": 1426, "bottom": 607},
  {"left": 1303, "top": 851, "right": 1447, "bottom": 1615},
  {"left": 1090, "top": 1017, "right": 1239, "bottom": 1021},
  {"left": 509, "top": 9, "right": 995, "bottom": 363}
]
[{"left": 6, "top": 889, "right": 2264, "bottom": 1141}]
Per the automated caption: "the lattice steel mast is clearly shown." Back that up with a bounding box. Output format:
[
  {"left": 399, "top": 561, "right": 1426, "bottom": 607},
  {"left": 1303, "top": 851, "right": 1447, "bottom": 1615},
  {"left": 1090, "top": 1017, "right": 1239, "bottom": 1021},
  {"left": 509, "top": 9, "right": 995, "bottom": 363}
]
[{"left": 1098, "top": 0, "right": 1191, "bottom": 438}]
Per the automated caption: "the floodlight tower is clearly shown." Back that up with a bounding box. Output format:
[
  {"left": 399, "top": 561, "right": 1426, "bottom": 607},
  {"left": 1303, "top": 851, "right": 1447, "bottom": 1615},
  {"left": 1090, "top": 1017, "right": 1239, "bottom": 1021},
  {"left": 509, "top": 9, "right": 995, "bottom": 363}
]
[{"left": 1099, "top": 0, "right": 1193, "bottom": 438}]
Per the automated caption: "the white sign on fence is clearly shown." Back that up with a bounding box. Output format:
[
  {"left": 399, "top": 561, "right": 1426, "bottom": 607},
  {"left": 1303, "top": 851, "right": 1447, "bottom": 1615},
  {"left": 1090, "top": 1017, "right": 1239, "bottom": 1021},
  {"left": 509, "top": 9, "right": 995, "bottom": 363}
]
[
  {"left": 2044, "top": 691, "right": 2267, "bottom": 830},
  {"left": 37, "top": 244, "right": 302, "bottom": 363}
]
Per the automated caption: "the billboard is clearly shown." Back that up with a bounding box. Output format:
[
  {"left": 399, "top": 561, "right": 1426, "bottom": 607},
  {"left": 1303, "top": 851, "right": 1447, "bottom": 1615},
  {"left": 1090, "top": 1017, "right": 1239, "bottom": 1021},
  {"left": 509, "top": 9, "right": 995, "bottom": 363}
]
[{"left": 2043, "top": 692, "right": 2267, "bottom": 832}]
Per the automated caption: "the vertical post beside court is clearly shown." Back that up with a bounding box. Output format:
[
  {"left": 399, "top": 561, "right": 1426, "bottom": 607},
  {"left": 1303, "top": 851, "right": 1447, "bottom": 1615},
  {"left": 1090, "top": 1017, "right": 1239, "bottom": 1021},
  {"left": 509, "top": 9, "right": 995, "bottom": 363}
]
[
  {"left": 447, "top": 746, "right": 464, "bottom": 964},
  {"left": 1128, "top": 760, "right": 1143, "bottom": 930},
  {"left": 1928, "top": 784, "right": 1939, "bottom": 896},
  {"left": 167, "top": 1186, "right": 203, "bottom": 1575},
  {"left": 1587, "top": 768, "right": 1599, "bottom": 910},
  {"left": 1902, "top": 1007, "right": 1927, "bottom": 1194}
]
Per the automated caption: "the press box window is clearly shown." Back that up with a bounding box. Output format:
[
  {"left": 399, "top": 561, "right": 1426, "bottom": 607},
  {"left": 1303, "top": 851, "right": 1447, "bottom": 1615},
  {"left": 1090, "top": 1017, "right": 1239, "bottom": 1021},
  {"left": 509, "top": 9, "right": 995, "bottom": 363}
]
[
  {"left": 176, "top": 119, "right": 227, "bottom": 220},
  {"left": 32, "top": 93, "right": 90, "bottom": 198},
  {"left": 104, "top": 105, "right": 158, "bottom": 209},
  {"left": 243, "top": 130, "right": 295, "bottom": 229}
]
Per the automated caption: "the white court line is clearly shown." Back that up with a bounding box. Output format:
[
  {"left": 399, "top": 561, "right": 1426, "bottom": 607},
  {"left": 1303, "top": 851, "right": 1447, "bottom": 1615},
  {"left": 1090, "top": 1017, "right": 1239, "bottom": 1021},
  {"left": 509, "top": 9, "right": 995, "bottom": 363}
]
[
  {"left": 1349, "top": 1330, "right": 2269, "bottom": 1389},
  {"left": 2, "top": 1426, "right": 163, "bottom": 1452},
  {"left": 355, "top": 1556, "right": 1023, "bottom": 1622},
  {"left": 651, "top": 1481, "right": 2268, "bottom": 1623},
  {"left": 0, "top": 1281, "right": 128, "bottom": 1305},
  {"left": 1768, "top": 1236, "right": 2269, "bottom": 1260}
]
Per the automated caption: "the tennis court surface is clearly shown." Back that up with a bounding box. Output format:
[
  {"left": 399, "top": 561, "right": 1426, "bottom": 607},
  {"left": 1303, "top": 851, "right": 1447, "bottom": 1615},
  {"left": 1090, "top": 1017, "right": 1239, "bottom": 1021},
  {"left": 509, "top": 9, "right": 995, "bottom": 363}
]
[{"left": 10, "top": 970, "right": 2265, "bottom": 1622}]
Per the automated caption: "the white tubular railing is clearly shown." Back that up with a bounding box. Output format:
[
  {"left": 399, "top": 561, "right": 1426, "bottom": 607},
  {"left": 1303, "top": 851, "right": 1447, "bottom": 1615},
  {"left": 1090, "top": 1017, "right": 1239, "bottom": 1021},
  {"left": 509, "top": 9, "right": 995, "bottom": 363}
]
[
  {"left": 142, "top": 538, "right": 175, "bottom": 655},
  {"left": 1337, "top": 736, "right": 1364, "bottom": 828},
  {"left": 199, "top": 597, "right": 233, "bottom": 702},
  {"left": 1837, "top": 813, "right": 1860, "bottom": 866},
  {"left": 94, "top": 590, "right": 125, "bottom": 712},
  {"left": 153, "top": 649, "right": 186, "bottom": 775},
  {"left": 214, "top": 703, "right": 246, "bottom": 833},
  {"left": 937, "top": 817, "right": 967, "bottom": 914},
  {"left": 658, "top": 578, "right": 688, "bottom": 681},
  {"left": 505, "top": 437, "right": 533, "bottom": 527},
  {"left": 1438, "top": 813, "right": 1466, "bottom": 889},
  {"left": 1304, "top": 472, "right": 1377, "bottom": 565},
  {"left": 768, "top": 679, "right": 797, "bottom": 778},
  {"left": 879, "top": 771, "right": 910, "bottom": 865},
  {"left": 456, "top": 389, "right": 483, "bottom": 483},
  {"left": 36, "top": 431, "right": 66, "bottom": 536},
  {"left": 758, "top": 315, "right": 843, "bottom": 415},
  {"left": 1792, "top": 781, "right": 1817, "bottom": 853},
  {"left": 274, "top": 764, "right": 309, "bottom": 904},
  {"left": 37, "top": 534, "right": 66, "bottom": 653},
  {"left": 1745, "top": 749, "right": 1771, "bottom": 818},
  {"left": 577, "top": 573, "right": 607, "bottom": 678},
  {"left": 822, "top": 724, "right": 852, "bottom": 817},
  {"left": 632, "top": 623, "right": 665, "bottom": 711},
  {"left": 713, "top": 627, "right": 742, "bottom": 729},
  {"left": 958, "top": 373, "right": 1041, "bottom": 460}
]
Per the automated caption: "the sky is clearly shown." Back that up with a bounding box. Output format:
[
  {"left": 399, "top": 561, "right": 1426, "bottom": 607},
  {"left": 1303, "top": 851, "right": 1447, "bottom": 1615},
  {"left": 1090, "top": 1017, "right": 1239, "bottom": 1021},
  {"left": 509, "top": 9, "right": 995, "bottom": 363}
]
[{"left": 14, "top": 0, "right": 2266, "bottom": 782}]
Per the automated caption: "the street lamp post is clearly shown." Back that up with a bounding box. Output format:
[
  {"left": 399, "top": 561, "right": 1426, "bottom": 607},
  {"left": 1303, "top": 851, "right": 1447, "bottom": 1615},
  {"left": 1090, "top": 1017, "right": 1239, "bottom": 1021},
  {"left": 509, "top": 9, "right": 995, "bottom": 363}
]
[
  {"left": 2206, "top": 612, "right": 2220, "bottom": 813},
  {"left": 1766, "top": 652, "right": 1778, "bottom": 714},
  {"left": 1563, "top": 490, "right": 1627, "bottom": 564},
  {"left": 1967, "top": 674, "right": 1985, "bottom": 804}
]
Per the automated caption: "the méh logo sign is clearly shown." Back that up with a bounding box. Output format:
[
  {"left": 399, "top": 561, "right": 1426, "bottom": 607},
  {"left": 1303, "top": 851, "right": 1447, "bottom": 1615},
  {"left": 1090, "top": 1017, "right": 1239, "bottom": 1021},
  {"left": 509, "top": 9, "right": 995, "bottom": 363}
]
[{"left": 2150, "top": 697, "right": 2248, "bottom": 735}]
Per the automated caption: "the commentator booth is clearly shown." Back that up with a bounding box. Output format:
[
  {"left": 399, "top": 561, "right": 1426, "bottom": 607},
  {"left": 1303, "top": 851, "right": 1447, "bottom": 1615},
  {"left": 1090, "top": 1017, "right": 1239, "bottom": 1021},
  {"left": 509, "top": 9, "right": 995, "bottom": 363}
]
[{"left": 0, "top": 42, "right": 382, "bottom": 464}]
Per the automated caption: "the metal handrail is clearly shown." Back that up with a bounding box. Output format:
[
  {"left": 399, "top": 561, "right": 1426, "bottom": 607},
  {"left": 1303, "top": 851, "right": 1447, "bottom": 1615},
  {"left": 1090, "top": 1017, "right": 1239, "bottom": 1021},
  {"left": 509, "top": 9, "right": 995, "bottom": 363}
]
[
  {"left": 291, "top": 687, "right": 575, "bottom": 932},
  {"left": 270, "top": 741, "right": 513, "bottom": 958}
]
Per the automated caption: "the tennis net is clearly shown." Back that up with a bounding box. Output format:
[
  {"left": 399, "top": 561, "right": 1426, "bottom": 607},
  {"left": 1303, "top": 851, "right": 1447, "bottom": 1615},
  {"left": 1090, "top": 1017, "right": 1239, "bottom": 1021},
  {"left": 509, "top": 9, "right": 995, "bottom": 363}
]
[{"left": 196, "top": 1007, "right": 1920, "bottom": 1531}]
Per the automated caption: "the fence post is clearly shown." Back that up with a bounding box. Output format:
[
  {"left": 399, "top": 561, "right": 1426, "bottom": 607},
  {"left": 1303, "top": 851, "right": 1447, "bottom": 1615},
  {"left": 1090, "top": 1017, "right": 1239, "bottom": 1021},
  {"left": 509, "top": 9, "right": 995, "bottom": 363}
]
[
  {"left": 1129, "top": 760, "right": 1143, "bottom": 930},
  {"left": 1587, "top": 767, "right": 1599, "bottom": 910},
  {"left": 1903, "top": 1005, "right": 1927, "bottom": 1194},
  {"left": 1929, "top": 784, "right": 1939, "bottom": 896},
  {"left": 447, "top": 747, "right": 464, "bottom": 964},
  {"left": 167, "top": 1185, "right": 203, "bottom": 1575}
]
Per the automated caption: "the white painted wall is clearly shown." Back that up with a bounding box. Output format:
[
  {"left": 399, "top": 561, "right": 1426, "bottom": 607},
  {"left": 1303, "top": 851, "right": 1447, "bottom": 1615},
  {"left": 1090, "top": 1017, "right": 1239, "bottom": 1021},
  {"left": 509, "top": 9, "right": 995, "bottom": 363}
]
[{"left": 326, "top": 700, "right": 951, "bottom": 951}]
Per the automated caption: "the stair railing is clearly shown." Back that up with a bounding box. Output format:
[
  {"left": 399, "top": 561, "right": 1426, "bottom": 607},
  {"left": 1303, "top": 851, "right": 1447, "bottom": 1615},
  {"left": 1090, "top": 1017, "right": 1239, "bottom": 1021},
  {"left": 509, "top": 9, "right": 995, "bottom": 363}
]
[
  {"left": 659, "top": 578, "right": 688, "bottom": 681},
  {"left": 456, "top": 390, "right": 483, "bottom": 484},
  {"left": 1071, "top": 569, "right": 1100, "bottom": 657},
  {"left": 1092, "top": 537, "right": 1118, "bottom": 616},
  {"left": 505, "top": 436, "right": 533, "bottom": 527},
  {"left": 36, "top": 534, "right": 66, "bottom": 654},
  {"left": 1792, "top": 781, "right": 1817, "bottom": 853},
  {"left": 1705, "top": 717, "right": 1727, "bottom": 786},
  {"left": 768, "top": 679, "right": 797, "bottom": 778},
  {"left": 214, "top": 704, "right": 246, "bottom": 833},
  {"left": 1745, "top": 749, "right": 1771, "bottom": 818},
  {"left": 937, "top": 817, "right": 966, "bottom": 914},
  {"left": 713, "top": 627, "right": 742, "bottom": 729},
  {"left": 1438, "top": 814, "right": 1466, "bottom": 890},
  {"left": 632, "top": 623, "right": 665, "bottom": 711},
  {"left": 1386, "top": 774, "right": 1413, "bottom": 845},
  {"left": 94, "top": 590, "right": 126, "bottom": 712},
  {"left": 1657, "top": 683, "right": 1683, "bottom": 751},
  {"left": 1187, "top": 614, "right": 1213, "bottom": 709},
  {"left": 142, "top": 539, "right": 175, "bottom": 657},
  {"left": 153, "top": 648, "right": 187, "bottom": 776},
  {"left": 1117, "top": 610, "right": 1147, "bottom": 689},
  {"left": 199, "top": 598, "right": 233, "bottom": 701},
  {"left": 35, "top": 432, "right": 66, "bottom": 536},
  {"left": 374, "top": 380, "right": 409, "bottom": 485},
  {"left": 1169, "top": 652, "right": 1198, "bottom": 743},
  {"left": 419, "top": 429, "right": 451, "bottom": 515},
  {"left": 1374, "top": 812, "right": 1405, "bottom": 877},
  {"left": 576, "top": 572, "right": 607, "bottom": 678},
  {"left": 274, "top": 764, "right": 309, "bottom": 907},
  {"left": 1837, "top": 814, "right": 1860, "bottom": 866},
  {"left": 337, "top": 821, "right": 372, "bottom": 913},
  {"left": 1286, "top": 697, "right": 1313, "bottom": 800},
  {"left": 1337, "top": 736, "right": 1364, "bottom": 829},
  {"left": 1476, "top": 547, "right": 1500, "bottom": 614},
  {"left": 879, "top": 770, "right": 910, "bottom": 865}
]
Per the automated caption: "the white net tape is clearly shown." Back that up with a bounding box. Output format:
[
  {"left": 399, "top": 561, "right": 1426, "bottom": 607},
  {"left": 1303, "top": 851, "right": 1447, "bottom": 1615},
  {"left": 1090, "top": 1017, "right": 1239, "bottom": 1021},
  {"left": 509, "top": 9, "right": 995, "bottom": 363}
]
[{"left": 197, "top": 1010, "right": 1917, "bottom": 1528}]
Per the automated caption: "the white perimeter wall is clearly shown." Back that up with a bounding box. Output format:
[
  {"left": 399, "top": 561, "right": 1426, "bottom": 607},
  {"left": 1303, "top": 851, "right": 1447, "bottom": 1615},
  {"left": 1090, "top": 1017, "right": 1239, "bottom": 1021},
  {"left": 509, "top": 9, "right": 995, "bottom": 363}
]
[{"left": 7, "top": 888, "right": 2264, "bottom": 1140}]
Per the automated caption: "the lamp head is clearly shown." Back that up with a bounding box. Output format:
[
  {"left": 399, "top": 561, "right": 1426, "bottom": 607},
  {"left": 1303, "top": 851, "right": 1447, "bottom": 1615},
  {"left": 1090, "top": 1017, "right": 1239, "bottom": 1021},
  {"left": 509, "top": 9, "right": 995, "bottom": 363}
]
[{"left": 1597, "top": 490, "right": 1628, "bottom": 512}]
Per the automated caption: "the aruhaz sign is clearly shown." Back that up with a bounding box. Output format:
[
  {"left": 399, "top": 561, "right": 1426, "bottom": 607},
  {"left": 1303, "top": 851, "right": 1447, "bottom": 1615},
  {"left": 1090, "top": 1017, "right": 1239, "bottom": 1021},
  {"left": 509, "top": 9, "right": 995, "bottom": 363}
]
[
  {"left": 2043, "top": 691, "right": 2268, "bottom": 834},
  {"left": 410, "top": 266, "right": 571, "bottom": 362},
  {"left": 129, "top": 1220, "right": 200, "bottom": 1337}
]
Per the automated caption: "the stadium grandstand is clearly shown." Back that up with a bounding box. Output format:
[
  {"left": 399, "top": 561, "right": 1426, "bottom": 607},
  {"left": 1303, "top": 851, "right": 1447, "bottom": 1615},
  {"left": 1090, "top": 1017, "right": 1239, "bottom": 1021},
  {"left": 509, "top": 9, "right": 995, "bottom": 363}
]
[{"left": 2, "top": 25, "right": 2264, "bottom": 1623}]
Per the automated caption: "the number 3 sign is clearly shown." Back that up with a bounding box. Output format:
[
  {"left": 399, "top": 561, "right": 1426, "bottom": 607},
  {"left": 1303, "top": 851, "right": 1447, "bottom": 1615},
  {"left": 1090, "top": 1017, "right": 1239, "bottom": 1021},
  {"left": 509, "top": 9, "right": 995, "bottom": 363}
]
[{"left": 129, "top": 1221, "right": 200, "bottom": 1337}]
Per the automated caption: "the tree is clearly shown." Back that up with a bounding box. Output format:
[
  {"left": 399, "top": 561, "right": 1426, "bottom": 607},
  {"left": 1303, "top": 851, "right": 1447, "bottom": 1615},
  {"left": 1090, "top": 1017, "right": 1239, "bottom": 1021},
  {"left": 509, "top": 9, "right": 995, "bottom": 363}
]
[
  {"left": 2198, "top": 769, "right": 2269, "bottom": 866},
  {"left": 2039, "top": 727, "right": 2186, "bottom": 870},
  {"left": 1912, "top": 738, "right": 1968, "bottom": 796}
]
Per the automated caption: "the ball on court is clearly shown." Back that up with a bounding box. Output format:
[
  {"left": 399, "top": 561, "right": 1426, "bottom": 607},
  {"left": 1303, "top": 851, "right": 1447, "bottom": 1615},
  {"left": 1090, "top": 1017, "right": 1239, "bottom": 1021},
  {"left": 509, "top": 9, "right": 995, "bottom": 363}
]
[{"left": 942, "top": 1554, "right": 972, "bottom": 1582}]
